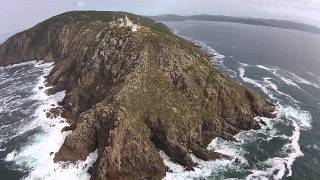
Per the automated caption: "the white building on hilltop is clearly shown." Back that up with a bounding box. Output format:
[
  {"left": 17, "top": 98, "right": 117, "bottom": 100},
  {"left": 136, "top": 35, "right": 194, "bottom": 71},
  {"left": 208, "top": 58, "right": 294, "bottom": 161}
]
[
  {"left": 123, "top": 15, "right": 133, "bottom": 27},
  {"left": 110, "top": 15, "right": 140, "bottom": 32},
  {"left": 131, "top": 24, "right": 138, "bottom": 32}
]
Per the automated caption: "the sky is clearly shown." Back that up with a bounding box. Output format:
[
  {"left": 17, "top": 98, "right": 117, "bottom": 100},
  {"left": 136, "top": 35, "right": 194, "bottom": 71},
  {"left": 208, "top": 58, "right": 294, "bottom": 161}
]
[{"left": 1, "top": 0, "right": 320, "bottom": 35}]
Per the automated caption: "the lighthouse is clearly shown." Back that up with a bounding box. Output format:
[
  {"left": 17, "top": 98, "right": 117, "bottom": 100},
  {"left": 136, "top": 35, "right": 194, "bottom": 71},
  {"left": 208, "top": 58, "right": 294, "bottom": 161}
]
[{"left": 112, "top": 15, "right": 140, "bottom": 32}]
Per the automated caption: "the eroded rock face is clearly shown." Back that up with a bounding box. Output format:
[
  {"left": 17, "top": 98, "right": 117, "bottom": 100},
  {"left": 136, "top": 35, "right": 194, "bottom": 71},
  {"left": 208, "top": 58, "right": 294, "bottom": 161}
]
[{"left": 0, "top": 11, "right": 275, "bottom": 180}]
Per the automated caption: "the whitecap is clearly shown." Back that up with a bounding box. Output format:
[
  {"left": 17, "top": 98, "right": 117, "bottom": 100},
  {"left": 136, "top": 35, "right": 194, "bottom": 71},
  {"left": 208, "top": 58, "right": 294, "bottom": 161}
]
[
  {"left": 285, "top": 71, "right": 319, "bottom": 89},
  {"left": 263, "top": 77, "right": 300, "bottom": 104},
  {"left": 256, "top": 65, "right": 276, "bottom": 73},
  {"left": 238, "top": 68, "right": 311, "bottom": 179},
  {"left": 163, "top": 61, "right": 312, "bottom": 180},
  {"left": 7, "top": 62, "right": 98, "bottom": 180},
  {"left": 170, "top": 28, "right": 226, "bottom": 66},
  {"left": 306, "top": 144, "right": 320, "bottom": 151},
  {"left": 238, "top": 65, "right": 273, "bottom": 99},
  {"left": 256, "top": 65, "right": 319, "bottom": 91},
  {"left": 161, "top": 150, "right": 236, "bottom": 180},
  {"left": 247, "top": 121, "right": 303, "bottom": 179},
  {"left": 305, "top": 70, "right": 320, "bottom": 84},
  {"left": 278, "top": 105, "right": 312, "bottom": 130},
  {"left": 172, "top": 30, "right": 240, "bottom": 78},
  {"left": 0, "top": 61, "right": 37, "bottom": 70},
  {"left": 162, "top": 113, "right": 281, "bottom": 180},
  {"left": 22, "top": 150, "right": 98, "bottom": 180},
  {"left": 154, "top": 34, "right": 314, "bottom": 180},
  {"left": 5, "top": 150, "right": 17, "bottom": 161}
]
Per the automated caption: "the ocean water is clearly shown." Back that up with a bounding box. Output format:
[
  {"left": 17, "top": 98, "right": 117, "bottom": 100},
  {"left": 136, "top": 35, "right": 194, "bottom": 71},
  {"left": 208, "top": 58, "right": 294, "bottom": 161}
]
[
  {"left": 0, "top": 21, "right": 320, "bottom": 180},
  {"left": 162, "top": 21, "right": 320, "bottom": 180},
  {"left": 0, "top": 61, "right": 97, "bottom": 180}
]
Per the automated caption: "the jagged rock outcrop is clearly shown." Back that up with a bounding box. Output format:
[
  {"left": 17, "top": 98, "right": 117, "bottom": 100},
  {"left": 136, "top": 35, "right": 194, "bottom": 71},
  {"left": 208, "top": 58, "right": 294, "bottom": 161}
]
[{"left": 0, "top": 11, "right": 274, "bottom": 180}]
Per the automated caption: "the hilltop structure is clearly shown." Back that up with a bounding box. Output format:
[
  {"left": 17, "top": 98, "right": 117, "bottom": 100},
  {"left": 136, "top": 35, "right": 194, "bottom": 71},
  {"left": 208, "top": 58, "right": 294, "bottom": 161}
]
[{"left": 109, "top": 15, "right": 140, "bottom": 32}]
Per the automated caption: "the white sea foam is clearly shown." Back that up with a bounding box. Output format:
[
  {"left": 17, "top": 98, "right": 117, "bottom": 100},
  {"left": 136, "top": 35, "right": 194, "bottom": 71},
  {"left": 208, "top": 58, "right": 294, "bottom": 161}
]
[
  {"left": 306, "top": 144, "right": 320, "bottom": 151},
  {"left": 245, "top": 93, "right": 310, "bottom": 179},
  {"left": 248, "top": 115, "right": 307, "bottom": 180},
  {"left": 171, "top": 29, "right": 236, "bottom": 77},
  {"left": 157, "top": 34, "right": 312, "bottom": 179},
  {"left": 0, "top": 60, "right": 37, "bottom": 70},
  {"left": 0, "top": 61, "right": 52, "bottom": 146},
  {"left": 287, "top": 71, "right": 319, "bottom": 88},
  {"left": 22, "top": 150, "right": 98, "bottom": 180},
  {"left": 256, "top": 64, "right": 320, "bottom": 90},
  {"left": 263, "top": 77, "right": 300, "bottom": 104},
  {"left": 2, "top": 62, "right": 97, "bottom": 180},
  {"left": 247, "top": 112, "right": 305, "bottom": 180},
  {"left": 162, "top": 115, "right": 281, "bottom": 180},
  {"left": 238, "top": 64, "right": 274, "bottom": 99},
  {"left": 256, "top": 65, "right": 302, "bottom": 90},
  {"left": 159, "top": 29, "right": 317, "bottom": 179},
  {"left": 162, "top": 150, "right": 237, "bottom": 180},
  {"left": 238, "top": 64, "right": 312, "bottom": 179},
  {"left": 161, "top": 117, "right": 250, "bottom": 180},
  {"left": 191, "top": 39, "right": 226, "bottom": 64},
  {"left": 163, "top": 58, "right": 312, "bottom": 180},
  {"left": 175, "top": 29, "right": 243, "bottom": 79},
  {"left": 162, "top": 109, "right": 283, "bottom": 180},
  {"left": 282, "top": 107, "right": 312, "bottom": 129},
  {"left": 256, "top": 65, "right": 276, "bottom": 73},
  {"left": 305, "top": 70, "right": 320, "bottom": 84},
  {"left": 240, "top": 64, "right": 307, "bottom": 106},
  {"left": 5, "top": 150, "right": 17, "bottom": 161}
]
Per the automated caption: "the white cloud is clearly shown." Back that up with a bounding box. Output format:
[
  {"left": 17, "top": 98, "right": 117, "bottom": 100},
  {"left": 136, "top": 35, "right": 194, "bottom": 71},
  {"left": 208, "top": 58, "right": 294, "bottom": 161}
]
[
  {"left": 0, "top": 0, "right": 320, "bottom": 35},
  {"left": 77, "top": 0, "right": 86, "bottom": 7},
  {"left": 241, "top": 0, "right": 320, "bottom": 26}
]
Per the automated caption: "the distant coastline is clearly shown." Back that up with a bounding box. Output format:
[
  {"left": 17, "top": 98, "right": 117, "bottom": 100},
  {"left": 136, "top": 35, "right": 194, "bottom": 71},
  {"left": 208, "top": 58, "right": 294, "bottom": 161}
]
[{"left": 150, "top": 14, "right": 320, "bottom": 35}]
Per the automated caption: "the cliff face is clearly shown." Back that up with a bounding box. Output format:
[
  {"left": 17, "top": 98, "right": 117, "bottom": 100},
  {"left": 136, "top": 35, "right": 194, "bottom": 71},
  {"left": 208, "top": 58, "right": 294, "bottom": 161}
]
[{"left": 0, "top": 11, "right": 274, "bottom": 180}]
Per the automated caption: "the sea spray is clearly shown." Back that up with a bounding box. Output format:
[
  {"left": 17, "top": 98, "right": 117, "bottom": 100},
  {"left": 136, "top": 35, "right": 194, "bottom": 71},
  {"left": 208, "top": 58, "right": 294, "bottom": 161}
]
[
  {"left": 170, "top": 27, "right": 239, "bottom": 78},
  {"left": 160, "top": 36, "right": 313, "bottom": 180},
  {"left": 2, "top": 61, "right": 98, "bottom": 180}
]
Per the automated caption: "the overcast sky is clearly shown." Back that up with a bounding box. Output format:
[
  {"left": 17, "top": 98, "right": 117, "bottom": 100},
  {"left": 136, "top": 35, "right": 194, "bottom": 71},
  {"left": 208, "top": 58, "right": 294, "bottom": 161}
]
[{"left": 1, "top": 0, "right": 320, "bottom": 35}]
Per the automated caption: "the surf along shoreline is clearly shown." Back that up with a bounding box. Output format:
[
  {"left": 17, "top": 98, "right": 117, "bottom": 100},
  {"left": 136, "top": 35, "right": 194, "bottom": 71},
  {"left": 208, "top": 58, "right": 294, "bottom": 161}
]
[{"left": 166, "top": 25, "right": 312, "bottom": 180}]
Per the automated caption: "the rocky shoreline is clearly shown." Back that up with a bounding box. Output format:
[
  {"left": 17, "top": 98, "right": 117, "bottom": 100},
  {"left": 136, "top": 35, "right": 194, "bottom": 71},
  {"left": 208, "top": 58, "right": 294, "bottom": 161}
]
[{"left": 0, "top": 11, "right": 275, "bottom": 180}]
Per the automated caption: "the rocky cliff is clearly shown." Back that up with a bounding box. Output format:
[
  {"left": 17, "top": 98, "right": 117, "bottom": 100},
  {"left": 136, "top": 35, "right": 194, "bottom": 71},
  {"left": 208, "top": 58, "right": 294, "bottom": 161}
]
[{"left": 0, "top": 11, "right": 274, "bottom": 180}]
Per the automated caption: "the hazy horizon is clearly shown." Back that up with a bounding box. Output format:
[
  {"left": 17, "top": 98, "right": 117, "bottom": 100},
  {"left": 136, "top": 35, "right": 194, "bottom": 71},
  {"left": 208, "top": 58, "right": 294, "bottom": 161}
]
[{"left": 1, "top": 0, "right": 320, "bottom": 36}]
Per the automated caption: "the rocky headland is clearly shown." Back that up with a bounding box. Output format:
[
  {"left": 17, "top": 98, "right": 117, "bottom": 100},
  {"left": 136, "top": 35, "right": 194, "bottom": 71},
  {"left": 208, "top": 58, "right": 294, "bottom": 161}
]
[{"left": 0, "top": 11, "right": 274, "bottom": 180}]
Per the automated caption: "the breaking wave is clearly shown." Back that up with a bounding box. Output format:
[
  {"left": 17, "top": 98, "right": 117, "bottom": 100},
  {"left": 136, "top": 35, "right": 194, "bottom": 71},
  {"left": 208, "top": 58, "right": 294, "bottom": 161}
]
[
  {"left": 172, "top": 29, "right": 238, "bottom": 78},
  {"left": 256, "top": 65, "right": 320, "bottom": 90},
  {"left": 161, "top": 38, "right": 315, "bottom": 180},
  {"left": 1, "top": 61, "right": 97, "bottom": 179}
]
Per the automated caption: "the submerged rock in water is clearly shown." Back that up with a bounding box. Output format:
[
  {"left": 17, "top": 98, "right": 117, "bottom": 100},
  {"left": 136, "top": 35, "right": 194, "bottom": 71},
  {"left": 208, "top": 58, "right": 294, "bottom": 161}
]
[
  {"left": 46, "top": 107, "right": 62, "bottom": 119},
  {"left": 0, "top": 11, "right": 275, "bottom": 180}
]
